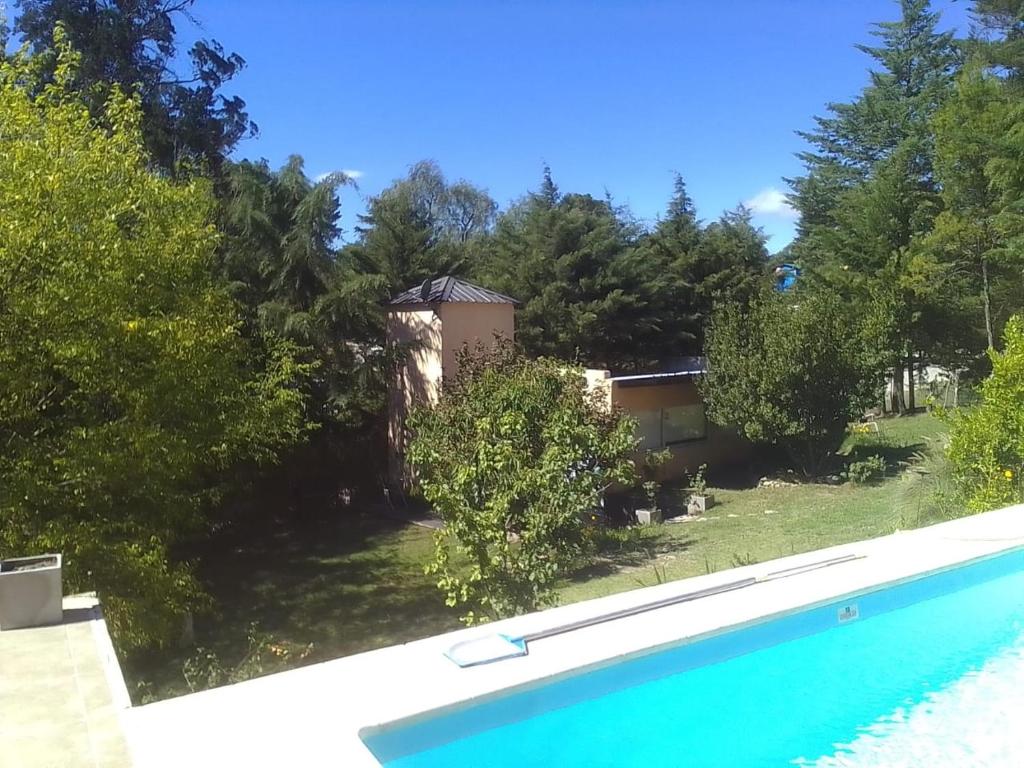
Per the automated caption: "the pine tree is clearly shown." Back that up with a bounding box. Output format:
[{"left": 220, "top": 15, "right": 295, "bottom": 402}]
[
  {"left": 631, "top": 181, "right": 768, "bottom": 361},
  {"left": 930, "top": 63, "right": 1019, "bottom": 351},
  {"left": 480, "top": 169, "right": 650, "bottom": 369},
  {"left": 970, "top": 0, "right": 1024, "bottom": 83},
  {"left": 788, "top": 0, "right": 960, "bottom": 413},
  {"left": 788, "top": 0, "right": 958, "bottom": 240}
]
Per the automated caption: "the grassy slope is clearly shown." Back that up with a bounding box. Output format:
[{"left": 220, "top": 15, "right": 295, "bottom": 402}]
[{"left": 127, "top": 413, "right": 953, "bottom": 700}]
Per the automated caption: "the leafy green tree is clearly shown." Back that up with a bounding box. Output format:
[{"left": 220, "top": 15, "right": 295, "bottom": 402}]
[
  {"left": 14, "top": 0, "right": 254, "bottom": 175},
  {"left": 700, "top": 290, "right": 883, "bottom": 476},
  {"left": 0, "top": 38, "right": 307, "bottom": 648},
  {"left": 346, "top": 160, "right": 496, "bottom": 292},
  {"left": 407, "top": 343, "right": 637, "bottom": 623},
  {"left": 946, "top": 315, "right": 1024, "bottom": 511}
]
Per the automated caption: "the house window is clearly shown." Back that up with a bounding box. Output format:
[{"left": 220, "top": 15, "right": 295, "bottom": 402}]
[
  {"left": 634, "top": 410, "right": 663, "bottom": 451},
  {"left": 633, "top": 404, "right": 707, "bottom": 449},
  {"left": 662, "top": 404, "right": 707, "bottom": 444}
]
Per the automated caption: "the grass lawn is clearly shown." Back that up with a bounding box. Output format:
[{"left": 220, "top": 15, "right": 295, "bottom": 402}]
[
  {"left": 565, "top": 412, "right": 951, "bottom": 602},
  {"left": 125, "top": 412, "right": 954, "bottom": 701}
]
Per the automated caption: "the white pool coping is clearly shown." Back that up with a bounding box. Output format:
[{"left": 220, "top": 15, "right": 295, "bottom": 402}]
[{"left": 125, "top": 504, "right": 1024, "bottom": 767}]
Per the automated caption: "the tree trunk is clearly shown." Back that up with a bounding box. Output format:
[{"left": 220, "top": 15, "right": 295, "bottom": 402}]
[
  {"left": 893, "top": 361, "right": 907, "bottom": 415},
  {"left": 982, "top": 256, "right": 994, "bottom": 350},
  {"left": 906, "top": 353, "right": 916, "bottom": 413}
]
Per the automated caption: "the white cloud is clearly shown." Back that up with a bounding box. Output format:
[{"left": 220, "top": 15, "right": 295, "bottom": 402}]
[
  {"left": 315, "top": 169, "right": 365, "bottom": 182},
  {"left": 743, "top": 187, "right": 798, "bottom": 220}
]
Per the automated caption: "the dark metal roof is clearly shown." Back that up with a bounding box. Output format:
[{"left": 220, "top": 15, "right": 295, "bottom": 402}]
[
  {"left": 607, "top": 356, "right": 706, "bottom": 384},
  {"left": 388, "top": 276, "right": 519, "bottom": 307}
]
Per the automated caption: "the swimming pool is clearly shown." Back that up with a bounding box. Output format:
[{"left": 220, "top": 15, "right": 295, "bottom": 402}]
[{"left": 362, "top": 546, "right": 1024, "bottom": 767}]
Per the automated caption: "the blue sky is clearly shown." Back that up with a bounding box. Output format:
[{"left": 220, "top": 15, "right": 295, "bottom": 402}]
[{"left": 32, "top": 1, "right": 975, "bottom": 251}]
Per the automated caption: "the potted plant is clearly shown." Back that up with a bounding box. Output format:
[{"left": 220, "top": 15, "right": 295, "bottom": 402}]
[
  {"left": 634, "top": 449, "right": 669, "bottom": 525},
  {"left": 635, "top": 480, "right": 662, "bottom": 525},
  {"left": 686, "top": 464, "right": 715, "bottom": 515},
  {"left": 0, "top": 554, "right": 63, "bottom": 630}
]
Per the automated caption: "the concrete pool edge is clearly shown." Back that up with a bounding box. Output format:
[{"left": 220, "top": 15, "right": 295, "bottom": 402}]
[{"left": 124, "top": 505, "right": 1024, "bottom": 767}]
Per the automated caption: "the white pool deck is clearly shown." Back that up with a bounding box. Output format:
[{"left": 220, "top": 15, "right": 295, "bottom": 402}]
[{"left": 120, "top": 504, "right": 1024, "bottom": 767}]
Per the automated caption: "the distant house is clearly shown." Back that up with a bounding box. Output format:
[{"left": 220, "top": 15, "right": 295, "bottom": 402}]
[
  {"left": 385, "top": 276, "right": 749, "bottom": 485},
  {"left": 583, "top": 362, "right": 750, "bottom": 481},
  {"left": 385, "top": 276, "right": 517, "bottom": 484}
]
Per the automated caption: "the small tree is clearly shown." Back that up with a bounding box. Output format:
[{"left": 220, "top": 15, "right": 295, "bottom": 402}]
[
  {"left": 700, "top": 289, "right": 882, "bottom": 476},
  {"left": 947, "top": 316, "right": 1024, "bottom": 512},
  {"left": 407, "top": 343, "right": 637, "bottom": 623}
]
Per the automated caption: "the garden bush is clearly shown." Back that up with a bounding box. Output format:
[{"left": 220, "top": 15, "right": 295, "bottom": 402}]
[
  {"left": 946, "top": 316, "right": 1024, "bottom": 511},
  {"left": 846, "top": 454, "right": 888, "bottom": 484},
  {"left": 701, "top": 289, "right": 885, "bottom": 476},
  {"left": 408, "top": 342, "right": 637, "bottom": 623}
]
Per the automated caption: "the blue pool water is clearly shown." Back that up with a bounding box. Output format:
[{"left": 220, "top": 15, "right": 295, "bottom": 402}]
[{"left": 363, "top": 548, "right": 1024, "bottom": 767}]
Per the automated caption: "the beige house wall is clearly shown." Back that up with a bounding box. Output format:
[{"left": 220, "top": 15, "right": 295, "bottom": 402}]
[
  {"left": 583, "top": 369, "right": 613, "bottom": 410},
  {"left": 386, "top": 308, "right": 442, "bottom": 484},
  {"left": 438, "top": 303, "right": 515, "bottom": 381},
  {"left": 611, "top": 378, "right": 702, "bottom": 411},
  {"left": 387, "top": 302, "right": 515, "bottom": 485}
]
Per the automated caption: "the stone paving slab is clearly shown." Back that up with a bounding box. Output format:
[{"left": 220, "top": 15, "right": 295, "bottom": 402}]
[{"left": 0, "top": 595, "right": 132, "bottom": 768}]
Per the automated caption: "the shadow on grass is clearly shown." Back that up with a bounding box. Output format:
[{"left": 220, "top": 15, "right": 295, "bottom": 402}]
[
  {"left": 571, "top": 527, "right": 697, "bottom": 581},
  {"left": 123, "top": 511, "right": 460, "bottom": 702},
  {"left": 844, "top": 440, "right": 927, "bottom": 470}
]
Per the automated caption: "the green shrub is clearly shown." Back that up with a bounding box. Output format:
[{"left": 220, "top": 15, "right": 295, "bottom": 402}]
[
  {"left": 946, "top": 316, "right": 1024, "bottom": 511},
  {"left": 688, "top": 463, "right": 709, "bottom": 495},
  {"left": 846, "top": 454, "right": 888, "bottom": 484},
  {"left": 701, "top": 289, "right": 884, "bottom": 476},
  {"left": 408, "top": 342, "right": 638, "bottom": 624},
  {"left": 182, "top": 623, "right": 313, "bottom": 693}
]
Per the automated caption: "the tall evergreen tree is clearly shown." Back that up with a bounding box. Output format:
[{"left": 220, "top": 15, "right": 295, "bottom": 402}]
[
  {"left": 631, "top": 181, "right": 768, "bottom": 361},
  {"left": 788, "top": 0, "right": 960, "bottom": 412},
  {"left": 627, "top": 175, "right": 703, "bottom": 360},
  {"left": 346, "top": 160, "right": 496, "bottom": 292},
  {"left": 929, "top": 62, "right": 1022, "bottom": 351},
  {"left": 14, "top": 0, "right": 254, "bottom": 176},
  {"left": 220, "top": 156, "right": 388, "bottom": 432},
  {"left": 480, "top": 169, "right": 650, "bottom": 369},
  {"left": 788, "top": 0, "right": 959, "bottom": 240},
  {"left": 687, "top": 205, "right": 770, "bottom": 350},
  {"left": 970, "top": 0, "right": 1024, "bottom": 82}
]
